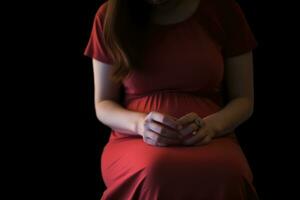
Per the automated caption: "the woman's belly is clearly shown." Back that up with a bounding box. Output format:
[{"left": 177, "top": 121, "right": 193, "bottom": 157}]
[
  {"left": 109, "top": 90, "right": 236, "bottom": 141},
  {"left": 124, "top": 91, "right": 223, "bottom": 119}
]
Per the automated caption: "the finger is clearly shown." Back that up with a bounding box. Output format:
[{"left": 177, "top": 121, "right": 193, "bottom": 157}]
[
  {"left": 144, "top": 133, "right": 163, "bottom": 146},
  {"left": 177, "top": 112, "right": 200, "bottom": 127},
  {"left": 179, "top": 123, "right": 201, "bottom": 137},
  {"left": 157, "top": 136, "right": 182, "bottom": 146},
  {"left": 144, "top": 129, "right": 181, "bottom": 146},
  {"left": 167, "top": 115, "right": 179, "bottom": 121},
  {"left": 182, "top": 128, "right": 208, "bottom": 145},
  {"left": 147, "top": 118, "right": 182, "bottom": 139},
  {"left": 149, "top": 111, "right": 180, "bottom": 130},
  {"left": 144, "top": 136, "right": 164, "bottom": 146}
]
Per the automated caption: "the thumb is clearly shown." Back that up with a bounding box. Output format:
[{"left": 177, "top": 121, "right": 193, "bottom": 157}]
[{"left": 177, "top": 112, "right": 199, "bottom": 128}]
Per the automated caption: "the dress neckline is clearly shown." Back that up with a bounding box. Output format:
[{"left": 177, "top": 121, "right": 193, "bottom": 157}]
[{"left": 150, "top": 0, "right": 204, "bottom": 28}]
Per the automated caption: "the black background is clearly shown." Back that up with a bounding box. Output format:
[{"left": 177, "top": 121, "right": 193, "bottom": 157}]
[{"left": 6, "top": 0, "right": 298, "bottom": 199}]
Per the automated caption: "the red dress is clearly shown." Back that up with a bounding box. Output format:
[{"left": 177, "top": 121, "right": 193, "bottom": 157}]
[{"left": 84, "top": 0, "right": 259, "bottom": 199}]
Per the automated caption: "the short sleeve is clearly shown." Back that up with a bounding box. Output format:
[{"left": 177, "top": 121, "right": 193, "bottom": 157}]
[
  {"left": 84, "top": 3, "right": 114, "bottom": 64},
  {"left": 218, "top": 0, "right": 258, "bottom": 57}
]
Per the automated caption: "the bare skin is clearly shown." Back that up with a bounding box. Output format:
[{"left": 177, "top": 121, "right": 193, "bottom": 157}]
[{"left": 147, "top": 0, "right": 201, "bottom": 26}]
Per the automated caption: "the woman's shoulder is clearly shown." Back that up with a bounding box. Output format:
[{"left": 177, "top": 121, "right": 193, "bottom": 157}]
[{"left": 202, "top": 0, "right": 244, "bottom": 21}]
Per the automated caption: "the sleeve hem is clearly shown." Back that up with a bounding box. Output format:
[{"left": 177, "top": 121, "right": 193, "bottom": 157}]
[
  {"left": 223, "top": 40, "right": 258, "bottom": 58},
  {"left": 83, "top": 51, "right": 114, "bottom": 65}
]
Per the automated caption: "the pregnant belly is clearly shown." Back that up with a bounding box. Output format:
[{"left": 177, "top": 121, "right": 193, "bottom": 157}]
[
  {"left": 109, "top": 91, "right": 236, "bottom": 141},
  {"left": 124, "top": 91, "right": 223, "bottom": 119}
]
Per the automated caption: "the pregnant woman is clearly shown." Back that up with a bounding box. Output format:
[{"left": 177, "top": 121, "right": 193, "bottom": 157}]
[{"left": 84, "top": 0, "right": 259, "bottom": 199}]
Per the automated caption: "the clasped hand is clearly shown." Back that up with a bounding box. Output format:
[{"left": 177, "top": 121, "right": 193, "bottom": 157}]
[{"left": 140, "top": 111, "right": 218, "bottom": 147}]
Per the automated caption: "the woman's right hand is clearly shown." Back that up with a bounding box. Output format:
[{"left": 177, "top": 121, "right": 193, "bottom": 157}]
[{"left": 138, "top": 111, "right": 183, "bottom": 147}]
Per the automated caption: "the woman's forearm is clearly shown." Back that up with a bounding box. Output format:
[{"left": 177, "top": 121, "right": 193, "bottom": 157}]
[
  {"left": 203, "top": 97, "right": 254, "bottom": 138},
  {"left": 95, "top": 100, "right": 147, "bottom": 136}
]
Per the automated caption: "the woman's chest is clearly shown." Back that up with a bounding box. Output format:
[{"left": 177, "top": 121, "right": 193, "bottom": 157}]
[{"left": 123, "top": 21, "right": 225, "bottom": 95}]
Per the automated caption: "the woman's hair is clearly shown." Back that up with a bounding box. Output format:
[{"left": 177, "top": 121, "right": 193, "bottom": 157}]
[{"left": 102, "top": 0, "right": 154, "bottom": 84}]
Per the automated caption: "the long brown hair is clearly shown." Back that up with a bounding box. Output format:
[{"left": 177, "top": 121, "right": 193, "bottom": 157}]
[{"left": 102, "top": 0, "right": 153, "bottom": 84}]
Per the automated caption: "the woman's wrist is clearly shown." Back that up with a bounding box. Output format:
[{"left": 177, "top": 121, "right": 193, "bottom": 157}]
[
  {"left": 202, "top": 115, "right": 223, "bottom": 138},
  {"left": 202, "top": 112, "right": 237, "bottom": 139},
  {"left": 135, "top": 112, "right": 148, "bottom": 137},
  {"left": 202, "top": 98, "right": 253, "bottom": 138}
]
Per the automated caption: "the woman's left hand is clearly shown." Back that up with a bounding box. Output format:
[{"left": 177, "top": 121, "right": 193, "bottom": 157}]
[{"left": 176, "top": 112, "right": 218, "bottom": 146}]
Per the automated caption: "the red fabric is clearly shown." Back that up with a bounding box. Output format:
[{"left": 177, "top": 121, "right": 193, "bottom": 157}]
[
  {"left": 85, "top": 0, "right": 259, "bottom": 199},
  {"left": 84, "top": 2, "right": 113, "bottom": 64}
]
